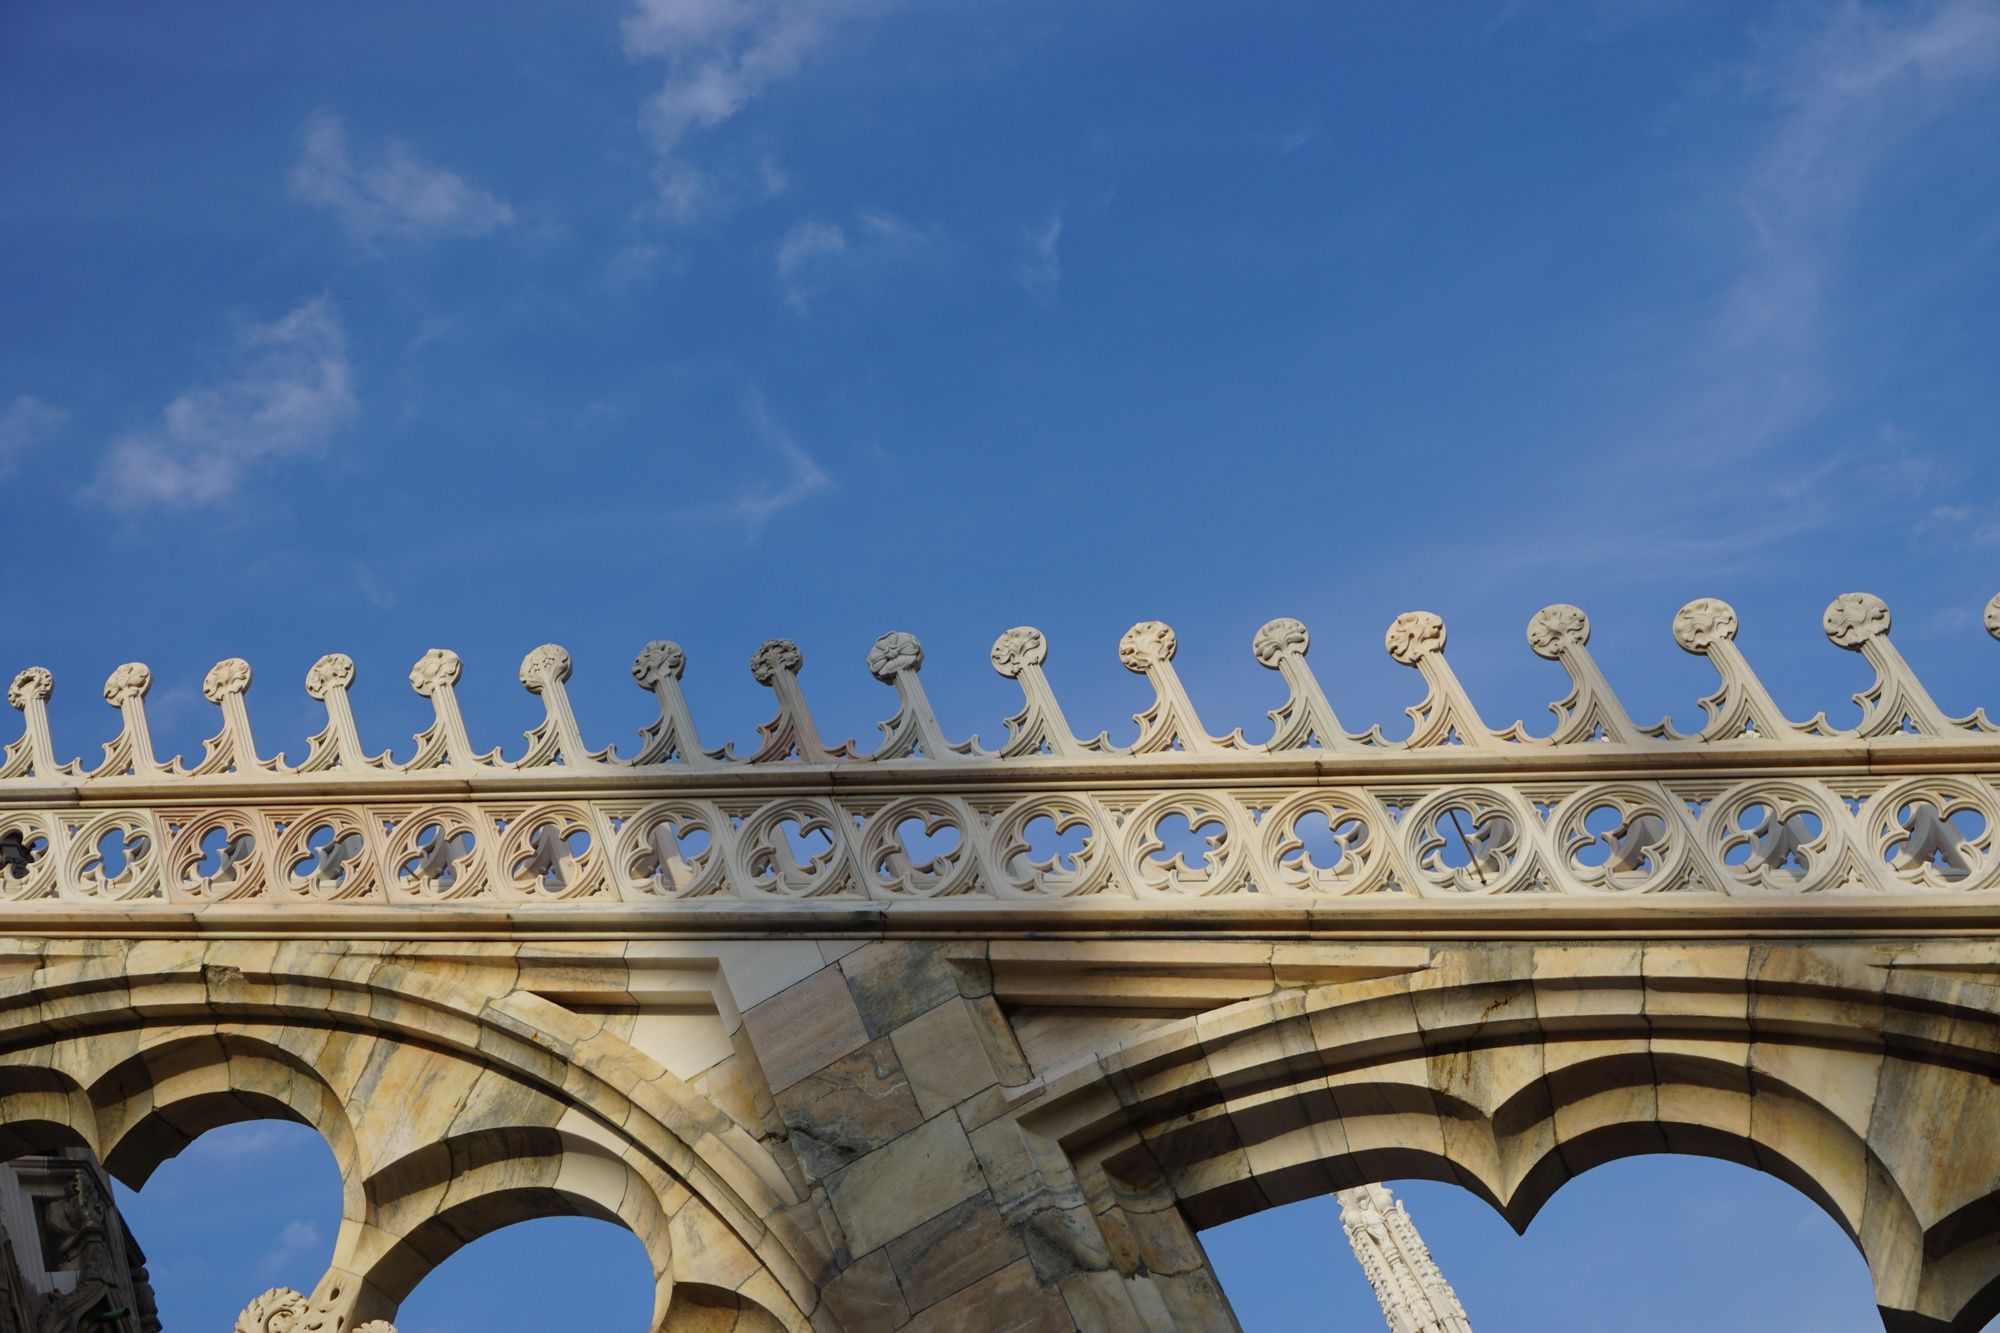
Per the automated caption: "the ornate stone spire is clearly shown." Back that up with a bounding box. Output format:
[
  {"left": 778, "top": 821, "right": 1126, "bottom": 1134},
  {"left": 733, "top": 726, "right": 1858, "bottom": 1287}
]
[{"left": 1337, "top": 1183, "right": 1473, "bottom": 1333}]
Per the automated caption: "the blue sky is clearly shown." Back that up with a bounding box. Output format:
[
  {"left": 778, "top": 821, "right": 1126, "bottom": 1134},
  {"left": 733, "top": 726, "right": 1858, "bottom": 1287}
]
[{"left": 3, "top": 1, "right": 1998, "bottom": 1328}]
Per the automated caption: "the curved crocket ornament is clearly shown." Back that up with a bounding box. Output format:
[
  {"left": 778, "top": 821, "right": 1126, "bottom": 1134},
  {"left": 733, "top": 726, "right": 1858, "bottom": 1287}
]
[
  {"left": 191, "top": 657, "right": 288, "bottom": 775},
  {"left": 1253, "top": 617, "right": 1365, "bottom": 752},
  {"left": 629, "top": 640, "right": 736, "bottom": 766},
  {"left": 404, "top": 649, "right": 502, "bottom": 769},
  {"left": 1372, "top": 612, "right": 1530, "bottom": 748},
  {"left": 89, "top": 662, "right": 186, "bottom": 778},
  {"left": 868, "top": 631, "right": 987, "bottom": 760},
  {"left": 990, "top": 627, "right": 1112, "bottom": 758},
  {"left": 1526, "top": 604, "right": 1649, "bottom": 744},
  {"left": 1118, "top": 621, "right": 1245, "bottom": 754},
  {"left": 297, "top": 653, "right": 392, "bottom": 771},
  {"left": 512, "top": 643, "right": 615, "bottom": 767},
  {"left": 234, "top": 1287, "right": 396, "bottom": 1333},
  {"left": 1658, "top": 597, "right": 1836, "bottom": 741},
  {"left": 0, "top": 666, "right": 78, "bottom": 778},
  {"left": 748, "top": 639, "right": 856, "bottom": 763},
  {"left": 1825, "top": 592, "right": 1994, "bottom": 736}
]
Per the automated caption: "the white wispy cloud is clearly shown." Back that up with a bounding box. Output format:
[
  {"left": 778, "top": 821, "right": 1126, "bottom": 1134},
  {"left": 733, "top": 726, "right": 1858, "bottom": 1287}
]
[
  {"left": 0, "top": 397, "right": 67, "bottom": 472},
  {"left": 776, "top": 218, "right": 847, "bottom": 311},
  {"left": 291, "top": 111, "right": 515, "bottom": 243},
  {"left": 94, "top": 297, "right": 358, "bottom": 509},
  {"left": 1694, "top": 0, "right": 2000, "bottom": 455},
  {"left": 775, "top": 209, "right": 934, "bottom": 311},
  {"left": 677, "top": 391, "right": 833, "bottom": 538},
  {"left": 259, "top": 1218, "right": 322, "bottom": 1276},
  {"left": 1015, "top": 213, "right": 1063, "bottom": 302},
  {"left": 621, "top": 0, "right": 887, "bottom": 218}
]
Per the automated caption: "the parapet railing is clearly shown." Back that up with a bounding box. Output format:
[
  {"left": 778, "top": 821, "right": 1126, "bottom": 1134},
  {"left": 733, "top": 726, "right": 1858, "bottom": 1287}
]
[{"left": 0, "top": 593, "right": 1996, "bottom": 907}]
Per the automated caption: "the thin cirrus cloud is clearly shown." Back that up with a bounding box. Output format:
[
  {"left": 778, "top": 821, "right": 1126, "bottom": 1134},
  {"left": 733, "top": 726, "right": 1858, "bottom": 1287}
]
[
  {"left": 92, "top": 297, "right": 358, "bottom": 510},
  {"left": 775, "top": 209, "right": 934, "bottom": 312},
  {"left": 290, "top": 111, "right": 515, "bottom": 243},
  {"left": 621, "top": 0, "right": 887, "bottom": 221},
  {"left": 1015, "top": 213, "right": 1063, "bottom": 303},
  {"left": 0, "top": 396, "right": 68, "bottom": 472}
]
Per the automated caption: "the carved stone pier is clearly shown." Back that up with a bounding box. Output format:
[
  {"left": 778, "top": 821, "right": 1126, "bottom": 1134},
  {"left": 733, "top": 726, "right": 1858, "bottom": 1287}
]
[{"left": 0, "top": 594, "right": 1996, "bottom": 1330}]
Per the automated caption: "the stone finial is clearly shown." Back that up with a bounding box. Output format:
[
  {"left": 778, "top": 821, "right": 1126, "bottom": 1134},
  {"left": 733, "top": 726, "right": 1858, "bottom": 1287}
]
[
  {"left": 298, "top": 652, "right": 386, "bottom": 771},
  {"left": 632, "top": 640, "right": 686, "bottom": 687},
  {"left": 1672, "top": 598, "right": 1738, "bottom": 653},
  {"left": 7, "top": 668, "right": 52, "bottom": 710},
  {"left": 1984, "top": 592, "right": 2000, "bottom": 642},
  {"left": 1665, "top": 597, "right": 1830, "bottom": 740},
  {"left": 193, "top": 656, "right": 284, "bottom": 775},
  {"left": 1823, "top": 592, "right": 1890, "bottom": 649},
  {"left": 201, "top": 657, "right": 252, "bottom": 703},
  {"left": 409, "top": 648, "right": 463, "bottom": 698},
  {"left": 867, "top": 631, "right": 924, "bottom": 683},
  {"left": 513, "top": 643, "right": 611, "bottom": 766},
  {"left": 405, "top": 648, "right": 497, "bottom": 769},
  {"left": 629, "top": 640, "right": 730, "bottom": 766},
  {"left": 747, "top": 639, "right": 853, "bottom": 762},
  {"left": 305, "top": 653, "right": 356, "bottom": 701},
  {"left": 1252, "top": 617, "right": 1360, "bottom": 752},
  {"left": 0, "top": 667, "right": 72, "bottom": 779},
  {"left": 989, "top": 627, "right": 1047, "bottom": 679},
  {"left": 1377, "top": 611, "right": 1523, "bottom": 747},
  {"left": 518, "top": 644, "right": 573, "bottom": 693},
  {"left": 868, "top": 631, "right": 984, "bottom": 760},
  {"left": 1526, "top": 604, "right": 1590, "bottom": 659},
  {"left": 1119, "top": 620, "right": 1241, "bottom": 754},
  {"left": 750, "top": 639, "right": 803, "bottom": 686},
  {"left": 1252, "top": 617, "right": 1308, "bottom": 669},
  {"left": 1384, "top": 611, "right": 1445, "bottom": 666},
  {"left": 102, "top": 662, "right": 151, "bottom": 706},
  {"left": 92, "top": 662, "right": 180, "bottom": 777},
  {"left": 1525, "top": 603, "right": 1645, "bottom": 744},
  {"left": 988, "top": 627, "right": 1106, "bottom": 756},
  {"left": 1118, "top": 621, "right": 1177, "bottom": 673}
]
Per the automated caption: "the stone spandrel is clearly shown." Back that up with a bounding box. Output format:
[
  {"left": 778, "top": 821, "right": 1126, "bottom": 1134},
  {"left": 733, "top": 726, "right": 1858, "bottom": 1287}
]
[{"left": 1338, "top": 1183, "right": 1473, "bottom": 1333}]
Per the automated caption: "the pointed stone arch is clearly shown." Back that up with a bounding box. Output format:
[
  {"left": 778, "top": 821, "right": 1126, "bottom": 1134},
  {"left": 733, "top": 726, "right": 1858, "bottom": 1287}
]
[{"left": 1013, "top": 945, "right": 2000, "bottom": 1332}]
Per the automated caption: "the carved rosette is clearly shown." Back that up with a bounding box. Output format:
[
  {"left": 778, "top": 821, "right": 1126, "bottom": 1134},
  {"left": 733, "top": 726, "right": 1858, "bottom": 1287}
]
[
  {"left": 749, "top": 638, "right": 803, "bottom": 685},
  {"left": 867, "top": 631, "right": 924, "bottom": 683},
  {"left": 1823, "top": 592, "right": 1891, "bottom": 649},
  {"left": 1117, "top": 620, "right": 1177, "bottom": 673},
  {"left": 1526, "top": 604, "right": 1590, "bottom": 659},
  {"left": 102, "top": 662, "right": 151, "bottom": 706},
  {"left": 1251, "top": 616, "right": 1308, "bottom": 668},
  {"left": 631, "top": 639, "right": 687, "bottom": 687},
  {"left": 1672, "top": 598, "right": 1738, "bottom": 653},
  {"left": 1384, "top": 611, "right": 1446, "bottom": 665},
  {"left": 7, "top": 667, "right": 52, "bottom": 710},
  {"left": 304, "top": 652, "right": 356, "bottom": 700},
  {"left": 988, "top": 626, "right": 1047, "bottom": 678},
  {"left": 202, "top": 657, "right": 253, "bottom": 703},
  {"left": 409, "top": 648, "right": 462, "bottom": 697}
]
